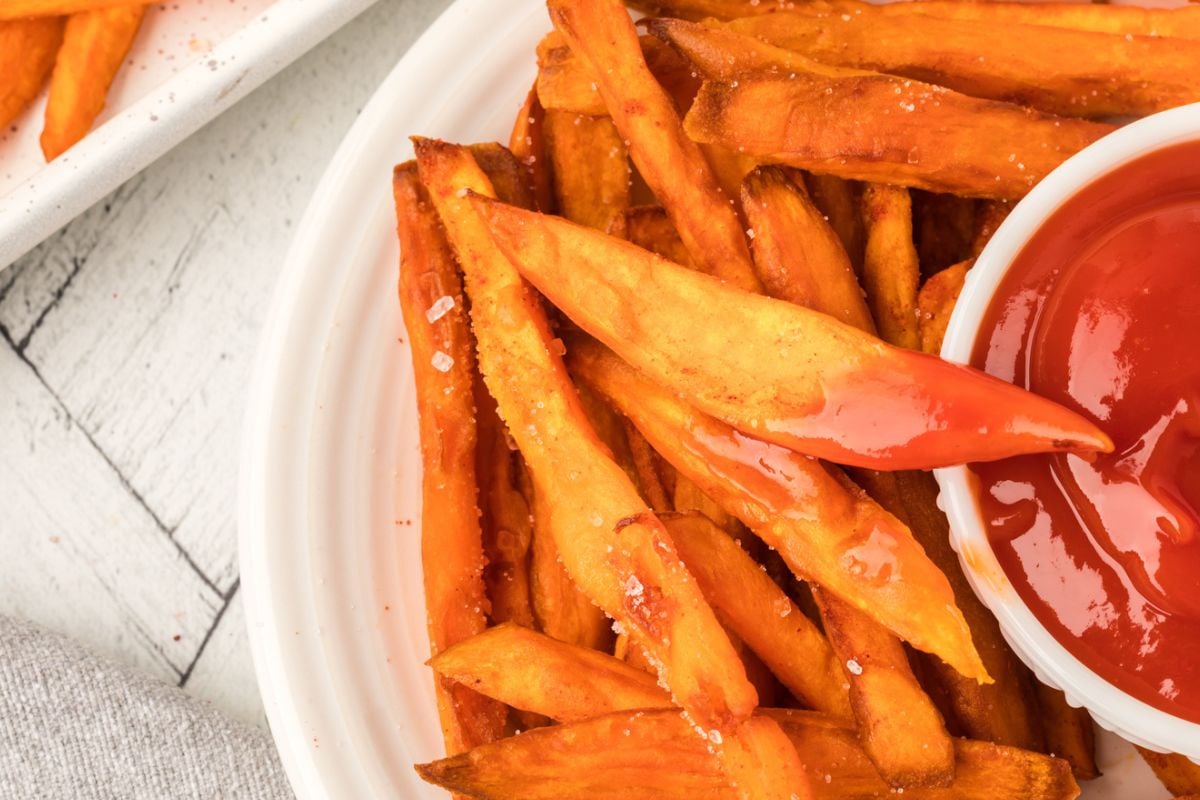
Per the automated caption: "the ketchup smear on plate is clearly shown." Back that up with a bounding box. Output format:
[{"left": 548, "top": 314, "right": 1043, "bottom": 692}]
[{"left": 972, "top": 139, "right": 1200, "bottom": 722}]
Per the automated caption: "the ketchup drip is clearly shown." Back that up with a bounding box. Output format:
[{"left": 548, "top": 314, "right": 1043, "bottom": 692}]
[{"left": 972, "top": 139, "right": 1200, "bottom": 722}]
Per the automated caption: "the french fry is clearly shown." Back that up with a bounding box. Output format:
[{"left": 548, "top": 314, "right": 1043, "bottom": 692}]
[
  {"left": 722, "top": 3, "right": 1200, "bottom": 118},
  {"left": 803, "top": 172, "right": 865, "bottom": 275},
  {"left": 618, "top": 206, "right": 694, "bottom": 269},
  {"left": 468, "top": 142, "right": 536, "bottom": 210},
  {"left": 508, "top": 84, "right": 554, "bottom": 214},
  {"left": 430, "top": 624, "right": 671, "bottom": 722},
  {"left": 625, "top": 0, "right": 777, "bottom": 21},
  {"left": 814, "top": 589, "right": 955, "bottom": 787},
  {"left": 741, "top": 166, "right": 874, "bottom": 332},
  {"left": 894, "top": 470, "right": 1046, "bottom": 752},
  {"left": 0, "top": 17, "right": 63, "bottom": 131},
  {"left": 473, "top": 196, "right": 1113, "bottom": 470},
  {"left": 393, "top": 162, "right": 506, "bottom": 755},
  {"left": 623, "top": 418, "right": 675, "bottom": 513},
  {"left": 416, "top": 707, "right": 1081, "bottom": 800},
  {"left": 414, "top": 138, "right": 756, "bottom": 730},
  {"left": 971, "top": 200, "right": 1012, "bottom": 258},
  {"left": 0, "top": 0, "right": 155, "bottom": 19},
  {"left": 912, "top": 191, "right": 976, "bottom": 278},
  {"left": 917, "top": 260, "right": 970, "bottom": 357},
  {"left": 662, "top": 513, "right": 852, "bottom": 718},
  {"left": 39, "top": 4, "right": 143, "bottom": 160},
  {"left": 1138, "top": 748, "right": 1200, "bottom": 796},
  {"left": 717, "top": 715, "right": 813, "bottom": 800},
  {"left": 569, "top": 339, "right": 987, "bottom": 682},
  {"left": 860, "top": 184, "right": 921, "bottom": 351},
  {"left": 547, "top": 0, "right": 761, "bottom": 292},
  {"left": 1035, "top": 685, "right": 1099, "bottom": 782},
  {"left": 543, "top": 109, "right": 630, "bottom": 231}
]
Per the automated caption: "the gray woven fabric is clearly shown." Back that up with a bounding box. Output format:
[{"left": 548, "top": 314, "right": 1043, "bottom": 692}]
[{"left": 0, "top": 615, "right": 292, "bottom": 799}]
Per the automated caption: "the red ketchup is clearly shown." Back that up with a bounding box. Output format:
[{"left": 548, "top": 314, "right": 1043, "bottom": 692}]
[{"left": 972, "top": 139, "right": 1200, "bottom": 722}]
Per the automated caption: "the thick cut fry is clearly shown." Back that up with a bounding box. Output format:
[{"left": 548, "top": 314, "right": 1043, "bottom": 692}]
[
  {"left": 0, "top": 0, "right": 155, "bottom": 18},
  {"left": 475, "top": 197, "right": 1113, "bottom": 470},
  {"left": 40, "top": 5, "right": 143, "bottom": 160},
  {"left": 723, "top": 4, "right": 1200, "bottom": 118},
  {"left": 1138, "top": 749, "right": 1200, "bottom": 796},
  {"left": 913, "top": 191, "right": 976, "bottom": 278},
  {"left": 429, "top": 624, "right": 670, "bottom": 722},
  {"left": 0, "top": 17, "right": 63, "bottom": 131},
  {"left": 508, "top": 84, "right": 554, "bottom": 214},
  {"left": 618, "top": 206, "right": 694, "bottom": 269},
  {"left": 468, "top": 142, "right": 536, "bottom": 210},
  {"left": 741, "top": 167, "right": 874, "bottom": 332},
  {"left": 803, "top": 172, "right": 864, "bottom": 274},
  {"left": 717, "top": 716, "right": 814, "bottom": 800},
  {"left": 543, "top": 109, "right": 630, "bottom": 231},
  {"left": 918, "top": 261, "right": 970, "bottom": 357},
  {"left": 663, "top": 513, "right": 852, "bottom": 718},
  {"left": 971, "top": 200, "right": 1012, "bottom": 258},
  {"left": 393, "top": 163, "right": 506, "bottom": 755},
  {"left": 860, "top": 184, "right": 921, "bottom": 351},
  {"left": 571, "top": 340, "right": 987, "bottom": 682},
  {"left": 815, "top": 589, "right": 954, "bottom": 788},
  {"left": 547, "top": 0, "right": 761, "bottom": 292},
  {"left": 685, "top": 74, "right": 1112, "bottom": 201},
  {"left": 417, "top": 708, "right": 1081, "bottom": 800},
  {"left": 414, "top": 138, "right": 755, "bottom": 729},
  {"left": 1035, "top": 685, "right": 1099, "bottom": 782},
  {"left": 894, "top": 470, "right": 1045, "bottom": 751}
]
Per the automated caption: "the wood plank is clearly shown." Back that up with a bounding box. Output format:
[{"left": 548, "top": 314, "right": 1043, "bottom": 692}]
[
  {"left": 0, "top": 342, "right": 222, "bottom": 680},
  {"left": 182, "top": 588, "right": 268, "bottom": 728}
]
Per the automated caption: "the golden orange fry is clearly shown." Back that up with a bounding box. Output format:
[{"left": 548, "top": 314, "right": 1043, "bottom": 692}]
[
  {"left": 508, "top": 83, "right": 554, "bottom": 214},
  {"left": 1035, "top": 685, "right": 1099, "bottom": 782},
  {"left": 1138, "top": 748, "right": 1200, "bottom": 796},
  {"left": 917, "top": 260, "right": 970, "bottom": 357},
  {"left": 860, "top": 184, "right": 921, "bottom": 351},
  {"left": 543, "top": 109, "right": 630, "bottom": 231},
  {"left": 393, "top": 162, "right": 506, "bottom": 755},
  {"left": 0, "top": 17, "right": 63, "bottom": 131},
  {"left": 0, "top": 0, "right": 155, "bottom": 19},
  {"left": 40, "top": 4, "right": 144, "bottom": 160}
]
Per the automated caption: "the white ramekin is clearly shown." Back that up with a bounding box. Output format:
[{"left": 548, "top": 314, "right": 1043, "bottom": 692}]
[{"left": 934, "top": 103, "right": 1200, "bottom": 760}]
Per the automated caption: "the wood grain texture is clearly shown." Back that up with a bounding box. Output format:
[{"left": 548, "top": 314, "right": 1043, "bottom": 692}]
[{"left": 0, "top": 0, "right": 454, "bottom": 725}]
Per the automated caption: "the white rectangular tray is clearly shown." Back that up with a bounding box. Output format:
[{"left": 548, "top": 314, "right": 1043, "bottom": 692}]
[{"left": 0, "top": 0, "right": 380, "bottom": 271}]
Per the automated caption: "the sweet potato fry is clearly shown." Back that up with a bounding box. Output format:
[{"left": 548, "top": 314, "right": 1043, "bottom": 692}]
[
  {"left": 467, "top": 142, "right": 535, "bottom": 210},
  {"left": 1035, "top": 685, "right": 1099, "bottom": 782},
  {"left": 717, "top": 715, "right": 813, "bottom": 800},
  {"left": 971, "top": 200, "right": 1012, "bottom": 258},
  {"left": 625, "top": 0, "right": 776, "bottom": 21},
  {"left": 417, "top": 708, "right": 1081, "bottom": 800},
  {"left": 860, "top": 184, "right": 921, "bottom": 351},
  {"left": 0, "top": 17, "right": 63, "bottom": 131},
  {"left": 723, "top": 4, "right": 1200, "bottom": 118},
  {"left": 0, "top": 0, "right": 155, "bottom": 18},
  {"left": 894, "top": 470, "right": 1046, "bottom": 751},
  {"left": 803, "top": 172, "right": 865, "bottom": 274},
  {"left": 414, "top": 138, "right": 756, "bottom": 730},
  {"left": 918, "top": 261, "right": 970, "bottom": 357},
  {"left": 40, "top": 4, "right": 143, "bottom": 160},
  {"left": 430, "top": 624, "right": 671, "bottom": 722},
  {"left": 741, "top": 166, "right": 874, "bottom": 332},
  {"left": 913, "top": 191, "right": 976, "bottom": 278},
  {"left": 508, "top": 84, "right": 554, "bottom": 214},
  {"left": 1138, "top": 748, "right": 1200, "bottom": 796},
  {"left": 662, "top": 513, "right": 852, "bottom": 718},
  {"left": 543, "top": 109, "right": 630, "bottom": 231},
  {"left": 547, "top": 0, "right": 761, "bottom": 292},
  {"left": 393, "top": 162, "right": 506, "bottom": 755},
  {"left": 671, "top": 474, "right": 741, "bottom": 536},
  {"left": 685, "top": 73, "right": 1112, "bottom": 202},
  {"left": 570, "top": 339, "right": 986, "bottom": 682},
  {"left": 814, "top": 589, "right": 954, "bottom": 787},
  {"left": 618, "top": 206, "right": 694, "bottom": 269},
  {"left": 474, "top": 196, "right": 1113, "bottom": 469},
  {"left": 623, "top": 418, "right": 674, "bottom": 513}
]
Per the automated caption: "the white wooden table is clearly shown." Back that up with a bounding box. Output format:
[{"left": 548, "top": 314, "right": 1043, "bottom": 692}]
[{"left": 0, "top": 0, "right": 451, "bottom": 728}]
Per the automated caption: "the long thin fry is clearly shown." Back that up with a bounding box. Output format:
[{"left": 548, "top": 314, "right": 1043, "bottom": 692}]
[
  {"left": 1035, "top": 685, "right": 1099, "bottom": 781},
  {"left": 860, "top": 184, "right": 921, "bottom": 351},
  {"left": 570, "top": 339, "right": 987, "bottom": 682},
  {"left": 416, "top": 708, "right": 1081, "bottom": 800},
  {"left": 40, "top": 4, "right": 143, "bottom": 160},
  {"left": 803, "top": 172, "right": 864, "bottom": 275},
  {"left": 662, "top": 513, "right": 852, "bottom": 718},
  {"left": 430, "top": 624, "right": 671, "bottom": 722},
  {"left": 0, "top": 0, "right": 154, "bottom": 19},
  {"left": 623, "top": 419, "right": 674, "bottom": 513},
  {"left": 741, "top": 167, "right": 874, "bottom": 332},
  {"left": 1138, "top": 748, "right": 1200, "bottom": 796},
  {"left": 723, "top": 3, "right": 1200, "bottom": 118},
  {"left": 543, "top": 109, "right": 630, "bottom": 231},
  {"left": 393, "top": 162, "right": 506, "bottom": 755},
  {"left": 917, "top": 260, "right": 970, "bottom": 357},
  {"left": 413, "top": 137, "right": 756, "bottom": 730},
  {"left": 547, "top": 0, "right": 761, "bottom": 292},
  {"left": 473, "top": 196, "right": 1112, "bottom": 470},
  {"left": 0, "top": 17, "right": 63, "bottom": 130},
  {"left": 508, "top": 84, "right": 554, "bottom": 214}
]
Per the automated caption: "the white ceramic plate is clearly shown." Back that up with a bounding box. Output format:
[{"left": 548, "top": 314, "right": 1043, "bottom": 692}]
[
  {"left": 0, "top": 0, "right": 379, "bottom": 271},
  {"left": 239, "top": 0, "right": 1172, "bottom": 797}
]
